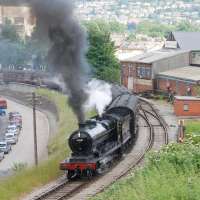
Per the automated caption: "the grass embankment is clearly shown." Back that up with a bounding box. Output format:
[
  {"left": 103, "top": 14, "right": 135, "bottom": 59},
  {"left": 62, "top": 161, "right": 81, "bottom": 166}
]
[
  {"left": 93, "top": 122, "right": 200, "bottom": 200},
  {"left": 0, "top": 89, "right": 79, "bottom": 200},
  {"left": 185, "top": 120, "right": 200, "bottom": 144}
]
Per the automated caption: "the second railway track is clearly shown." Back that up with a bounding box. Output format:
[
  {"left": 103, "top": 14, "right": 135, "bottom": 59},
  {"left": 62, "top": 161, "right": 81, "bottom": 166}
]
[{"left": 28, "top": 99, "right": 168, "bottom": 200}]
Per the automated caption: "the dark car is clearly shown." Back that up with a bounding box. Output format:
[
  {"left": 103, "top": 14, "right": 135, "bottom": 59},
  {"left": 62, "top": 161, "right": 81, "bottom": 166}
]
[{"left": 0, "top": 141, "right": 11, "bottom": 154}]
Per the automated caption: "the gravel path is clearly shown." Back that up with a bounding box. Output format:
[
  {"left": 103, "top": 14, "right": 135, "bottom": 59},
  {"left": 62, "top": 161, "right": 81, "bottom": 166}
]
[{"left": 0, "top": 98, "right": 50, "bottom": 174}]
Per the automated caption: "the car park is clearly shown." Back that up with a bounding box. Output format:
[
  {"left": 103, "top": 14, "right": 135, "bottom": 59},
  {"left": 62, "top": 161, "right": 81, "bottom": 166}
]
[
  {"left": 5, "top": 133, "right": 18, "bottom": 145},
  {"left": 9, "top": 120, "right": 22, "bottom": 130},
  {"left": 6, "top": 125, "right": 20, "bottom": 135},
  {"left": 9, "top": 112, "right": 21, "bottom": 120},
  {"left": 0, "top": 141, "right": 11, "bottom": 154}
]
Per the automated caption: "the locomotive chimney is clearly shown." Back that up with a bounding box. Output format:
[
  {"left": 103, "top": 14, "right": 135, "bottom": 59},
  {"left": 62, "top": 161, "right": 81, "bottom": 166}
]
[{"left": 79, "top": 123, "right": 86, "bottom": 129}]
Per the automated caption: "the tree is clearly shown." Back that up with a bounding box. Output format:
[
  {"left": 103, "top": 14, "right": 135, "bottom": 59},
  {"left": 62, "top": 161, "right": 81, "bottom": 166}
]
[
  {"left": 136, "top": 21, "right": 175, "bottom": 38},
  {"left": 0, "top": 40, "right": 28, "bottom": 68},
  {"left": 1, "top": 19, "right": 20, "bottom": 42},
  {"left": 86, "top": 20, "right": 120, "bottom": 83},
  {"left": 175, "top": 21, "right": 200, "bottom": 32}
]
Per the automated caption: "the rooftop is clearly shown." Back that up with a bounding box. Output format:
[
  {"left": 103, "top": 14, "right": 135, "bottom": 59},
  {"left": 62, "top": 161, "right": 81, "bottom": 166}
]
[
  {"left": 158, "top": 66, "right": 200, "bottom": 82},
  {"left": 175, "top": 96, "right": 200, "bottom": 101},
  {"left": 121, "top": 49, "right": 188, "bottom": 64},
  {"left": 172, "top": 32, "right": 200, "bottom": 51}
]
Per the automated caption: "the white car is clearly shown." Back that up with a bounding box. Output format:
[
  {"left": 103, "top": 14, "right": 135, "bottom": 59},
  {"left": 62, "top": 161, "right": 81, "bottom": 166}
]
[
  {"left": 6, "top": 125, "right": 20, "bottom": 135},
  {"left": 0, "top": 141, "right": 11, "bottom": 154},
  {"left": 5, "top": 133, "right": 18, "bottom": 145}
]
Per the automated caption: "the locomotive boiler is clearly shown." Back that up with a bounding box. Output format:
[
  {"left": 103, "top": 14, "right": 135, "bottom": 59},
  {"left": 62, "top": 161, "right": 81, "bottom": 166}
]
[{"left": 60, "top": 92, "right": 139, "bottom": 179}]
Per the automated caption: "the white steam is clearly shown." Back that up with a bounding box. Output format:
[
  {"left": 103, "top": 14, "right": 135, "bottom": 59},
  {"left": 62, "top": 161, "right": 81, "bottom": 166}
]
[{"left": 85, "top": 79, "right": 112, "bottom": 115}]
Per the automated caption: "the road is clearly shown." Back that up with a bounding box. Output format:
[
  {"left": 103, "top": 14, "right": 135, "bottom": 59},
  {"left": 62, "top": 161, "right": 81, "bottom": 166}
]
[
  {"left": 0, "top": 114, "right": 8, "bottom": 140},
  {"left": 0, "top": 98, "right": 50, "bottom": 174}
]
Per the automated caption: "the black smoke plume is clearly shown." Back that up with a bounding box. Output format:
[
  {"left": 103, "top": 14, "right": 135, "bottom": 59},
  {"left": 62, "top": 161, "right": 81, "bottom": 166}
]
[{"left": 31, "top": 0, "right": 89, "bottom": 123}]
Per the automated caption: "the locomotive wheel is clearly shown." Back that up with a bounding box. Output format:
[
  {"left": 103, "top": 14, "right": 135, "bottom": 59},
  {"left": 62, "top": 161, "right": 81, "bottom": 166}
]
[
  {"left": 67, "top": 170, "right": 75, "bottom": 180},
  {"left": 86, "top": 169, "right": 93, "bottom": 179}
]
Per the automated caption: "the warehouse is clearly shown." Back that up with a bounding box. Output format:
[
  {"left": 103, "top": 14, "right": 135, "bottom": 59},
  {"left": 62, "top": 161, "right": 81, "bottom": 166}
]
[
  {"left": 156, "top": 66, "right": 200, "bottom": 96},
  {"left": 121, "top": 49, "right": 190, "bottom": 93}
]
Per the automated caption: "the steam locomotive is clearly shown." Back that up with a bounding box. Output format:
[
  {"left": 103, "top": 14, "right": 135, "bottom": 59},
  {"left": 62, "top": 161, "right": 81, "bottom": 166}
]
[{"left": 60, "top": 93, "right": 139, "bottom": 179}]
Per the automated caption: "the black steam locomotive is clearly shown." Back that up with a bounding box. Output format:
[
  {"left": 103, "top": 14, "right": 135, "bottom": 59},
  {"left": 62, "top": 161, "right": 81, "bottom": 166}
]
[{"left": 60, "top": 92, "right": 139, "bottom": 179}]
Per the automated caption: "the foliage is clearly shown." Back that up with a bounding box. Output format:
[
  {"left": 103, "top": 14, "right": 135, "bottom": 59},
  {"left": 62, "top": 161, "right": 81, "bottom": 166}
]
[
  {"left": 85, "top": 20, "right": 120, "bottom": 83},
  {"left": 12, "top": 163, "right": 27, "bottom": 172},
  {"left": 136, "top": 20, "right": 175, "bottom": 38},
  {"left": 93, "top": 139, "right": 200, "bottom": 200},
  {"left": 0, "top": 40, "right": 28, "bottom": 69},
  {"left": 108, "top": 20, "right": 126, "bottom": 33},
  {"left": 185, "top": 120, "right": 200, "bottom": 144},
  {"left": 126, "top": 33, "right": 136, "bottom": 41},
  {"left": 135, "top": 20, "right": 200, "bottom": 38},
  {"left": 176, "top": 21, "right": 200, "bottom": 32},
  {"left": 0, "top": 89, "right": 77, "bottom": 200},
  {"left": 194, "top": 86, "right": 200, "bottom": 96},
  {"left": 1, "top": 19, "right": 20, "bottom": 42}
]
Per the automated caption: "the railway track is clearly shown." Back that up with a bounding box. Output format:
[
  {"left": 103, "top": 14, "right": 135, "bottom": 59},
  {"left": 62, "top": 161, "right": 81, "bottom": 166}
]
[{"left": 28, "top": 99, "right": 168, "bottom": 200}]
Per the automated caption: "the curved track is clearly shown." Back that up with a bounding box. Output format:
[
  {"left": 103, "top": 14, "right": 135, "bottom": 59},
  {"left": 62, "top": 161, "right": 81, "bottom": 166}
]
[{"left": 27, "top": 99, "right": 168, "bottom": 200}]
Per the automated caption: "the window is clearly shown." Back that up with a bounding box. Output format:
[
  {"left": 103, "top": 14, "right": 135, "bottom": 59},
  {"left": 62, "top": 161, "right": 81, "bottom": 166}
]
[
  {"left": 183, "top": 104, "right": 189, "bottom": 111},
  {"left": 137, "top": 66, "right": 151, "bottom": 79},
  {"left": 14, "top": 17, "right": 24, "bottom": 24}
]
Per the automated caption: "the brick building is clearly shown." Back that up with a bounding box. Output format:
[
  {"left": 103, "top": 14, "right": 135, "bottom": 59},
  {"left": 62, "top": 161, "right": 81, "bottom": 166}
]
[
  {"left": 0, "top": 5, "right": 34, "bottom": 37},
  {"left": 121, "top": 49, "right": 189, "bottom": 93},
  {"left": 174, "top": 96, "right": 200, "bottom": 117},
  {"left": 156, "top": 66, "right": 200, "bottom": 96}
]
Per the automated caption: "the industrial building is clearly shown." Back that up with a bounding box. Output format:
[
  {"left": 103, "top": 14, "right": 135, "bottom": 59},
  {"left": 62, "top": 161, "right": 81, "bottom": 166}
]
[
  {"left": 121, "top": 49, "right": 190, "bottom": 93},
  {"left": 121, "top": 32, "right": 200, "bottom": 95},
  {"left": 156, "top": 66, "right": 200, "bottom": 96}
]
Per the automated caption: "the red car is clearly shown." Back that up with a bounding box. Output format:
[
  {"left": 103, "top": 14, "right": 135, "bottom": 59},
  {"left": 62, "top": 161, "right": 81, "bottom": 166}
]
[{"left": 0, "top": 100, "right": 7, "bottom": 109}]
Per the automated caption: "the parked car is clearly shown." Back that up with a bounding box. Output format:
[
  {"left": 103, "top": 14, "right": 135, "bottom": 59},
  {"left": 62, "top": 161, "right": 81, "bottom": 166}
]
[
  {"left": 0, "top": 141, "right": 11, "bottom": 154},
  {"left": 5, "top": 133, "right": 18, "bottom": 145},
  {"left": 0, "top": 109, "right": 6, "bottom": 116},
  {"left": 9, "top": 120, "right": 22, "bottom": 130},
  {"left": 0, "top": 99, "right": 7, "bottom": 109},
  {"left": 6, "top": 125, "right": 20, "bottom": 135},
  {"left": 9, "top": 112, "right": 21, "bottom": 118}
]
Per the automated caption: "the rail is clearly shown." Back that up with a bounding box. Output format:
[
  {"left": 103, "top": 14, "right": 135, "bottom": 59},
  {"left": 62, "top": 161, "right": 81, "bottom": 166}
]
[{"left": 30, "top": 99, "right": 168, "bottom": 200}]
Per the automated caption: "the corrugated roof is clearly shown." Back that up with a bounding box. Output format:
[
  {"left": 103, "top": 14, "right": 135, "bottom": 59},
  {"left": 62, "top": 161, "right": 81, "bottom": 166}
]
[
  {"left": 158, "top": 66, "right": 200, "bottom": 82},
  {"left": 172, "top": 32, "right": 200, "bottom": 51},
  {"left": 121, "top": 49, "right": 188, "bottom": 64}
]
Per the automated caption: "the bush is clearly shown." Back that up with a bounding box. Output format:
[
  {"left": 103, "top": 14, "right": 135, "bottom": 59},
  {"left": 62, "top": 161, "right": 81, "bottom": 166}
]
[{"left": 93, "top": 139, "right": 200, "bottom": 200}]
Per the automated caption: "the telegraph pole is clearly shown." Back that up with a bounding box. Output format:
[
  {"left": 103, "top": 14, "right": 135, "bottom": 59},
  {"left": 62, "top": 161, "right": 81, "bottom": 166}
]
[{"left": 32, "top": 92, "right": 38, "bottom": 166}]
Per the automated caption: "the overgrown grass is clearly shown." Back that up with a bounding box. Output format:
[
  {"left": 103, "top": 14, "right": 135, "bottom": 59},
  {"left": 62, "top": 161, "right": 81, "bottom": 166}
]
[
  {"left": 92, "top": 140, "right": 200, "bottom": 200},
  {"left": 185, "top": 120, "right": 200, "bottom": 136},
  {"left": 0, "top": 89, "right": 80, "bottom": 200}
]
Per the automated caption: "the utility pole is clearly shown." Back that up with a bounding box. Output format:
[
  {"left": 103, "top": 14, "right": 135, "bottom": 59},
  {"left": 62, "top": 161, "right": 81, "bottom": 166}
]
[
  {"left": 32, "top": 92, "right": 38, "bottom": 166},
  {"left": 28, "top": 92, "right": 41, "bottom": 166}
]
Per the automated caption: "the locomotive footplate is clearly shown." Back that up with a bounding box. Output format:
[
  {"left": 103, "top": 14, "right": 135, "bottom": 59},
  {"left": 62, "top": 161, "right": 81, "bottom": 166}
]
[{"left": 60, "top": 157, "right": 97, "bottom": 171}]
